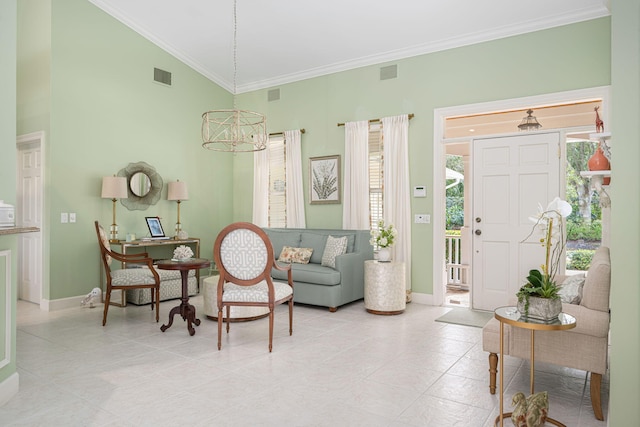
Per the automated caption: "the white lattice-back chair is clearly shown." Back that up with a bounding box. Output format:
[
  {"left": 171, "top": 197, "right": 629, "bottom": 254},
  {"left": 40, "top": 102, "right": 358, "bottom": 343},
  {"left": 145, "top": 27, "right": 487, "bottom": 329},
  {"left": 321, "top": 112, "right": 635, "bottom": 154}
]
[
  {"left": 95, "top": 221, "right": 160, "bottom": 326},
  {"left": 213, "top": 222, "right": 294, "bottom": 352}
]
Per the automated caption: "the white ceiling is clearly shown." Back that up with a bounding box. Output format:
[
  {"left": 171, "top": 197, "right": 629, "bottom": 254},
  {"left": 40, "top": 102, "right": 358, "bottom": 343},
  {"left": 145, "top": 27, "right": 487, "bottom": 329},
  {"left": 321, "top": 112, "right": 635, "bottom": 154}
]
[{"left": 89, "top": 0, "right": 610, "bottom": 94}]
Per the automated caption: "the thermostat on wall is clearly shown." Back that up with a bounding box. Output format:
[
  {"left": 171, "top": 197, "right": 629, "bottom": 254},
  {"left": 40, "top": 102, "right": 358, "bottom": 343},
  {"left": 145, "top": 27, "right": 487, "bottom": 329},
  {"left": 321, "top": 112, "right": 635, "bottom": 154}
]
[{"left": 413, "top": 186, "right": 427, "bottom": 197}]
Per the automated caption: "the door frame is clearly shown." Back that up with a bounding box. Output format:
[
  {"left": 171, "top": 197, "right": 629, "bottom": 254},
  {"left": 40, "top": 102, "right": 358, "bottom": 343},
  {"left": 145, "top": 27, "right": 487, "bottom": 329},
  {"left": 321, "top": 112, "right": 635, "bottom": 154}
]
[
  {"left": 432, "top": 86, "right": 610, "bottom": 307},
  {"left": 16, "top": 131, "right": 45, "bottom": 307}
]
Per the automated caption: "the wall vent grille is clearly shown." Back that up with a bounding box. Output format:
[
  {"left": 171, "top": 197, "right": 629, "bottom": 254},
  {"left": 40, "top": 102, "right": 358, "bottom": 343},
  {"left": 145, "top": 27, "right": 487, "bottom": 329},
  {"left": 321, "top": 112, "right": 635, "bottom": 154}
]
[
  {"left": 154, "top": 68, "right": 172, "bottom": 86},
  {"left": 268, "top": 88, "right": 280, "bottom": 102},
  {"left": 380, "top": 65, "right": 398, "bottom": 80}
]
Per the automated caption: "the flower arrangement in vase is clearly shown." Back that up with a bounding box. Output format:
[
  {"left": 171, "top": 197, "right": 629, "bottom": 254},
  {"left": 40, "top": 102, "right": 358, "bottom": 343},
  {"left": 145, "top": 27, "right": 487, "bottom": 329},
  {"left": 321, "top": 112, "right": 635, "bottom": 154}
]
[
  {"left": 516, "top": 197, "right": 572, "bottom": 320},
  {"left": 370, "top": 220, "right": 397, "bottom": 262}
]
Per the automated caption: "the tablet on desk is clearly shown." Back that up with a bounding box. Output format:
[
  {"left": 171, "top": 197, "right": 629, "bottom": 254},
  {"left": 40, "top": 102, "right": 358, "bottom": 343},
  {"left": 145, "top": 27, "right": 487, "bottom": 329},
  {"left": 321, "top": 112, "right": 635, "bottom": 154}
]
[{"left": 145, "top": 217, "right": 170, "bottom": 240}]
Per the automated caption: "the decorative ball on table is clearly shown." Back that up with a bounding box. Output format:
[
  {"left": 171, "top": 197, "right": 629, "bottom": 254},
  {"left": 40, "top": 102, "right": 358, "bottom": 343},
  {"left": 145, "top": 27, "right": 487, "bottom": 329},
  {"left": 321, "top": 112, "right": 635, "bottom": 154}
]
[{"left": 172, "top": 245, "right": 194, "bottom": 261}]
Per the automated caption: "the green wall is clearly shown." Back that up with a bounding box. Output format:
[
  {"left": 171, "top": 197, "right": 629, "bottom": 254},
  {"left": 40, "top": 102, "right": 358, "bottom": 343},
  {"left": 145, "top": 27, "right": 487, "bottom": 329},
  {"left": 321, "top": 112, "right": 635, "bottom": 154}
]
[
  {"left": 609, "top": 0, "right": 640, "bottom": 423},
  {"left": 18, "top": 0, "right": 234, "bottom": 302},
  {"left": 235, "top": 18, "right": 611, "bottom": 297},
  {"left": 0, "top": 0, "right": 18, "bottom": 391}
]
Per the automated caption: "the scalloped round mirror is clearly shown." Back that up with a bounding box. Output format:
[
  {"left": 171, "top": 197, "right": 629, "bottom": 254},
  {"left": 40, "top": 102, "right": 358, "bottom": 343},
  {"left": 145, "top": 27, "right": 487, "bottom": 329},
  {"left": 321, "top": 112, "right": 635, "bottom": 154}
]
[
  {"left": 130, "top": 172, "right": 151, "bottom": 197},
  {"left": 117, "top": 162, "right": 163, "bottom": 210}
]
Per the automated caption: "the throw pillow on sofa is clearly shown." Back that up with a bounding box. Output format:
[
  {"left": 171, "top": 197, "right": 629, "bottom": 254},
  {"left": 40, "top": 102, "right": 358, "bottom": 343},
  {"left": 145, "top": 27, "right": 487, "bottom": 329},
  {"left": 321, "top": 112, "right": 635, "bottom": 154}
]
[
  {"left": 321, "top": 235, "right": 348, "bottom": 268},
  {"left": 278, "top": 246, "right": 313, "bottom": 264},
  {"left": 558, "top": 273, "right": 586, "bottom": 304}
]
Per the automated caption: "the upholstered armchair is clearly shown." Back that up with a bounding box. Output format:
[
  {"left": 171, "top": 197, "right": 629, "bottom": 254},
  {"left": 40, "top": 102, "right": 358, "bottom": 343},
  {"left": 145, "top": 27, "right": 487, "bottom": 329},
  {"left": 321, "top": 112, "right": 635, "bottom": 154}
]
[
  {"left": 95, "top": 221, "right": 161, "bottom": 325},
  {"left": 213, "top": 222, "right": 294, "bottom": 352},
  {"left": 482, "top": 246, "right": 611, "bottom": 420}
]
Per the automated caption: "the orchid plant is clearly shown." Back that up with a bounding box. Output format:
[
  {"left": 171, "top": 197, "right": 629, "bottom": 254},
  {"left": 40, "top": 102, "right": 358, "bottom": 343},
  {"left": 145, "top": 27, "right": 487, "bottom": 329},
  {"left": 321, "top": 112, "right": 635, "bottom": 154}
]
[
  {"left": 369, "top": 219, "right": 397, "bottom": 249},
  {"left": 517, "top": 197, "right": 572, "bottom": 310}
]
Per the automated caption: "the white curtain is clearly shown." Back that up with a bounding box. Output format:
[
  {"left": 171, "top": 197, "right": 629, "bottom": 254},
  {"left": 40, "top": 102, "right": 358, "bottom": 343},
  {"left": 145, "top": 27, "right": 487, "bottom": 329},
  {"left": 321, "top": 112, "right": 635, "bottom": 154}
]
[
  {"left": 381, "top": 114, "right": 412, "bottom": 292},
  {"left": 342, "top": 120, "right": 370, "bottom": 229},
  {"left": 284, "top": 130, "right": 306, "bottom": 228},
  {"left": 252, "top": 145, "right": 269, "bottom": 227}
]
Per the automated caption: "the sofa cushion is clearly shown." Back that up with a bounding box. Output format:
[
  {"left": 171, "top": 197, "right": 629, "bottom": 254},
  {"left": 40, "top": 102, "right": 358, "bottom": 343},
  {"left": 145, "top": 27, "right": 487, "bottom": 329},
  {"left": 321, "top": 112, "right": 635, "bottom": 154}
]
[
  {"left": 264, "top": 230, "right": 301, "bottom": 257},
  {"left": 581, "top": 247, "right": 610, "bottom": 312},
  {"left": 300, "top": 232, "right": 328, "bottom": 264},
  {"left": 278, "top": 246, "right": 313, "bottom": 264},
  {"left": 272, "top": 263, "right": 341, "bottom": 286},
  {"left": 321, "top": 235, "right": 348, "bottom": 268},
  {"left": 558, "top": 273, "right": 586, "bottom": 304}
]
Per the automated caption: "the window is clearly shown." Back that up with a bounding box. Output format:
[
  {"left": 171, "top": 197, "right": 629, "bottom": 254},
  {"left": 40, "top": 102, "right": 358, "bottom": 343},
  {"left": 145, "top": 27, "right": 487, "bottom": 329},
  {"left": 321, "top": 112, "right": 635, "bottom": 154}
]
[
  {"left": 268, "top": 135, "right": 286, "bottom": 227},
  {"left": 369, "top": 124, "right": 383, "bottom": 237}
]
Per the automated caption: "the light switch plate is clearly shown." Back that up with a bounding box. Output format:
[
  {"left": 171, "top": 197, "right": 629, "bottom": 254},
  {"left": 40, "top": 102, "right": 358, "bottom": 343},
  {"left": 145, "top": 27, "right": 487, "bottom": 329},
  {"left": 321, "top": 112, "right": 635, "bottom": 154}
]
[
  {"left": 61, "top": 213, "right": 68, "bottom": 223},
  {"left": 414, "top": 214, "right": 430, "bottom": 224},
  {"left": 69, "top": 213, "right": 76, "bottom": 223}
]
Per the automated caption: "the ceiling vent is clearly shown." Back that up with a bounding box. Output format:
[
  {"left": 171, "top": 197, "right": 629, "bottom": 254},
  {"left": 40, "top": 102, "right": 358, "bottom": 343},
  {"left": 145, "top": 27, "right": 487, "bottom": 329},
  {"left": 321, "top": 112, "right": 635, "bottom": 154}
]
[
  {"left": 153, "top": 67, "right": 172, "bottom": 86},
  {"left": 380, "top": 64, "right": 398, "bottom": 80},
  {"left": 268, "top": 88, "right": 280, "bottom": 102}
]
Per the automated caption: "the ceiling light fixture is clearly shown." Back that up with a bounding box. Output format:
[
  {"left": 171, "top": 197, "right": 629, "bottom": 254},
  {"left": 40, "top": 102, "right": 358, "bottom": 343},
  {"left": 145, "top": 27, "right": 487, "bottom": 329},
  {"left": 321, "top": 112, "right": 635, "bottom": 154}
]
[
  {"left": 517, "top": 109, "right": 542, "bottom": 131},
  {"left": 201, "top": 0, "right": 267, "bottom": 152}
]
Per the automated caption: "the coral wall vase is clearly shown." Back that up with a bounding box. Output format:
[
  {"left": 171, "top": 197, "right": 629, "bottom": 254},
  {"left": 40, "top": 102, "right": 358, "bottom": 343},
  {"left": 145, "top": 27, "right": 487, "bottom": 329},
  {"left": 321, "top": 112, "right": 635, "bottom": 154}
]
[{"left": 588, "top": 146, "right": 611, "bottom": 185}]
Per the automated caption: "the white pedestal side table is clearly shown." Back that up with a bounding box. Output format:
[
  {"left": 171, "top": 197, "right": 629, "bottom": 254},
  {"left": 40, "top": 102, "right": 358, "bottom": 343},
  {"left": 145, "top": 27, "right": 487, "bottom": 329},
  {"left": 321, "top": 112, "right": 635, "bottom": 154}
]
[{"left": 364, "top": 260, "right": 406, "bottom": 315}]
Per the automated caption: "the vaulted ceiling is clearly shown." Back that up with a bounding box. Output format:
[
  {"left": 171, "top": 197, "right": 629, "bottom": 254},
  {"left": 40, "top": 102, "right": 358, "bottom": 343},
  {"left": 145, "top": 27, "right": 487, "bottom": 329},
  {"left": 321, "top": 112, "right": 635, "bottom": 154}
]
[{"left": 89, "top": 0, "right": 610, "bottom": 93}]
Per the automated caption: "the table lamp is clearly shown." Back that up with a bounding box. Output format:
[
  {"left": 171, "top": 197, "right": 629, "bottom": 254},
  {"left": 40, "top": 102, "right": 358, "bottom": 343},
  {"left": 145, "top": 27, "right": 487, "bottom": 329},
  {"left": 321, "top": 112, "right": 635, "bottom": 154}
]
[
  {"left": 101, "top": 176, "right": 128, "bottom": 243},
  {"left": 167, "top": 180, "right": 189, "bottom": 238}
]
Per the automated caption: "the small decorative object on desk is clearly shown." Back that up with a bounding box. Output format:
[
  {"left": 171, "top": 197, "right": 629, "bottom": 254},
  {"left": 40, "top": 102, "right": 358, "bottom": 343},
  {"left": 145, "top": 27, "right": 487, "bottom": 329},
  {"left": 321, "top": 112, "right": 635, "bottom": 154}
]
[
  {"left": 511, "top": 391, "right": 549, "bottom": 427},
  {"left": 517, "top": 197, "right": 572, "bottom": 321},
  {"left": 370, "top": 219, "right": 397, "bottom": 262},
  {"left": 177, "top": 229, "right": 188, "bottom": 240},
  {"left": 172, "top": 245, "right": 193, "bottom": 261}
]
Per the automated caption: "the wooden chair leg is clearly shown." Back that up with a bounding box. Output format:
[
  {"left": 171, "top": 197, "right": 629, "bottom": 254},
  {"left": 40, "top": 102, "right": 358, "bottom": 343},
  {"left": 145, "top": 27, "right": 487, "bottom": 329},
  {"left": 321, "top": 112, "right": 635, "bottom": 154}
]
[
  {"left": 217, "top": 308, "right": 223, "bottom": 350},
  {"left": 288, "top": 299, "right": 293, "bottom": 336},
  {"left": 590, "top": 372, "right": 604, "bottom": 420},
  {"left": 102, "top": 291, "right": 111, "bottom": 326},
  {"left": 154, "top": 287, "right": 160, "bottom": 322},
  {"left": 489, "top": 352, "right": 498, "bottom": 394},
  {"left": 268, "top": 310, "right": 274, "bottom": 352},
  {"left": 226, "top": 306, "right": 231, "bottom": 333}
]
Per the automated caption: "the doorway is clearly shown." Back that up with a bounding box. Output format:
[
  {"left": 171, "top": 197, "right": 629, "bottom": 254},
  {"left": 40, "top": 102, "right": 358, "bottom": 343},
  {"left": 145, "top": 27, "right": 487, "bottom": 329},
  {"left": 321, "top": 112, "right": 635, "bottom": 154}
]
[
  {"left": 16, "top": 131, "right": 44, "bottom": 305},
  {"left": 433, "top": 86, "right": 611, "bottom": 309}
]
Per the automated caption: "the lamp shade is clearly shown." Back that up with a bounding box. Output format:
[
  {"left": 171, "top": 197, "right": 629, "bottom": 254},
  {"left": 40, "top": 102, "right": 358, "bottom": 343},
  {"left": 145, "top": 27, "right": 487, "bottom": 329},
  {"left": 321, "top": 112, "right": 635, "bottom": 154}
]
[
  {"left": 101, "top": 176, "right": 128, "bottom": 199},
  {"left": 167, "top": 181, "right": 189, "bottom": 201}
]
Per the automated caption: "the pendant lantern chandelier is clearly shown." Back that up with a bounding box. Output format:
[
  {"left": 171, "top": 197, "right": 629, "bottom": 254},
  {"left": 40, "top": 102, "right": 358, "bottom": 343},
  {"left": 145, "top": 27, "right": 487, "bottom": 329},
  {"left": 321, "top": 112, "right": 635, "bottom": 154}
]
[
  {"left": 201, "top": 0, "right": 267, "bottom": 152},
  {"left": 517, "top": 109, "right": 542, "bottom": 132}
]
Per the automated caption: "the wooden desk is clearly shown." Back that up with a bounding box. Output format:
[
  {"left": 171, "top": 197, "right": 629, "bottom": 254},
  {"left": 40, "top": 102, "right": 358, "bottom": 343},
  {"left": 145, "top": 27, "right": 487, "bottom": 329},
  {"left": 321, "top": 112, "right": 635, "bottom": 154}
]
[
  {"left": 102, "top": 238, "right": 201, "bottom": 306},
  {"left": 157, "top": 258, "right": 210, "bottom": 336},
  {"left": 494, "top": 306, "right": 576, "bottom": 427}
]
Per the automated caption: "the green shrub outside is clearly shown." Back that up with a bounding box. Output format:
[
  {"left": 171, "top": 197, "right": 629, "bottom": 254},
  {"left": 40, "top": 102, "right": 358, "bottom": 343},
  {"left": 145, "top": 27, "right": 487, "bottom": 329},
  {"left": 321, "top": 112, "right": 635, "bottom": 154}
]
[
  {"left": 567, "top": 249, "right": 594, "bottom": 271},
  {"left": 567, "top": 219, "right": 602, "bottom": 241}
]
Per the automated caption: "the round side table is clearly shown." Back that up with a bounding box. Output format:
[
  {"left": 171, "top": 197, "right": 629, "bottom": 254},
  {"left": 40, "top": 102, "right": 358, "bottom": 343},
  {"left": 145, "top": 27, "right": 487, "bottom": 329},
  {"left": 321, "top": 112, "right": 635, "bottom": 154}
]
[{"left": 364, "top": 260, "right": 406, "bottom": 315}]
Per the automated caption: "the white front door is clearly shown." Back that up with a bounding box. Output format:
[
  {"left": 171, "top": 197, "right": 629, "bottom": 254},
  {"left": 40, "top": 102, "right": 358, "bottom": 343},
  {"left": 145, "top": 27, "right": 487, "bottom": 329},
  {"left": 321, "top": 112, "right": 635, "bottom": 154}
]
[
  {"left": 17, "top": 133, "right": 44, "bottom": 304},
  {"left": 472, "top": 133, "right": 560, "bottom": 311}
]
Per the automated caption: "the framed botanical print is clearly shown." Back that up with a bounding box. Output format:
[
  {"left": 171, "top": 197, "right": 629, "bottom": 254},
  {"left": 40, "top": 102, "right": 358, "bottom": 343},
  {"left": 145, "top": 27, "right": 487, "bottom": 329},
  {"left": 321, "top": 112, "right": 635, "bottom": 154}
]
[{"left": 309, "top": 155, "right": 341, "bottom": 204}]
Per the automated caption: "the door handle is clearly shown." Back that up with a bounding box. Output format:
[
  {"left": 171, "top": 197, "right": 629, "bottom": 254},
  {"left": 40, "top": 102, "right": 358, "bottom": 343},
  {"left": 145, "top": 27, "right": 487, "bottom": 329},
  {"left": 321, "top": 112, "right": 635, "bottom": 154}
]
[{"left": 475, "top": 229, "right": 482, "bottom": 235}]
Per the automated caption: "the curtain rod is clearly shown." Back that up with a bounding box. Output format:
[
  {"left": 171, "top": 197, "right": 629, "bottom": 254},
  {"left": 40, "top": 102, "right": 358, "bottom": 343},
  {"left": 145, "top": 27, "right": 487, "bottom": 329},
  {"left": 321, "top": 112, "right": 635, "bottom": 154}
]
[
  {"left": 269, "top": 129, "right": 306, "bottom": 137},
  {"left": 337, "top": 114, "right": 414, "bottom": 127}
]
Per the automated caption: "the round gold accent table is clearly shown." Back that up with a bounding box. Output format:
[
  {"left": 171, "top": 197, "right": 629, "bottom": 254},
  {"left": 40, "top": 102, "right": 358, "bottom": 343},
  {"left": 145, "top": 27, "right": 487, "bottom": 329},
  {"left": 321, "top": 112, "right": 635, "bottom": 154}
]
[
  {"left": 364, "top": 260, "right": 406, "bottom": 315},
  {"left": 494, "top": 306, "right": 577, "bottom": 427}
]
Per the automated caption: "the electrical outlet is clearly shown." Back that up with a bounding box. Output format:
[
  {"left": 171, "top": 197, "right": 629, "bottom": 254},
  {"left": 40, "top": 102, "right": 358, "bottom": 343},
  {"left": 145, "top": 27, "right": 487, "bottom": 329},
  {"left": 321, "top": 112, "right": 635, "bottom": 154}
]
[
  {"left": 61, "top": 212, "right": 68, "bottom": 223},
  {"left": 69, "top": 213, "right": 76, "bottom": 223}
]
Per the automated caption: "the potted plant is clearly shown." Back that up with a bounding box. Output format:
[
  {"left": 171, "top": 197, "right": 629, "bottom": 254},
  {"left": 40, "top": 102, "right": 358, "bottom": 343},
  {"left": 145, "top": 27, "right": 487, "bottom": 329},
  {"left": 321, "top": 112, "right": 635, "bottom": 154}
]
[
  {"left": 370, "top": 219, "right": 397, "bottom": 262},
  {"left": 516, "top": 197, "right": 572, "bottom": 320}
]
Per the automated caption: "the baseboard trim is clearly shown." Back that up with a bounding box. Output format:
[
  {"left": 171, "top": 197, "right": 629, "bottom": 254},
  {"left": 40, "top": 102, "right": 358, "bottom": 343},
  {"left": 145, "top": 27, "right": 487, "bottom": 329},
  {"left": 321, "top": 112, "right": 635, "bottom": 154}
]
[
  {"left": 410, "top": 292, "right": 435, "bottom": 305},
  {"left": 0, "top": 372, "right": 19, "bottom": 406}
]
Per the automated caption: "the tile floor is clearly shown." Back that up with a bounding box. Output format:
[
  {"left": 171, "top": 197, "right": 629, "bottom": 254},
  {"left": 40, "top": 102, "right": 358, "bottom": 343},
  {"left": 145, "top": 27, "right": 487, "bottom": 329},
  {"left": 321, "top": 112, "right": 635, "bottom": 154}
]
[{"left": 2, "top": 297, "right": 608, "bottom": 426}]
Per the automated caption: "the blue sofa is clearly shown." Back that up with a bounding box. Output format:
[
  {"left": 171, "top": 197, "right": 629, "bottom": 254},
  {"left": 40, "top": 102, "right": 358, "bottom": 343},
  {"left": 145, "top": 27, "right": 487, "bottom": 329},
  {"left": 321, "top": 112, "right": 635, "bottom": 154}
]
[{"left": 263, "top": 228, "right": 374, "bottom": 311}]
